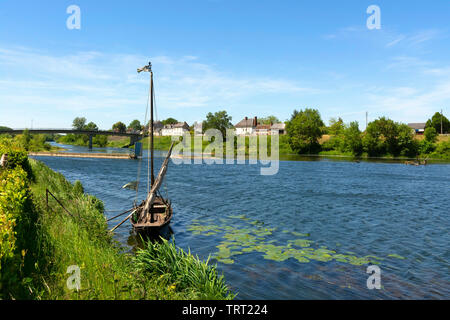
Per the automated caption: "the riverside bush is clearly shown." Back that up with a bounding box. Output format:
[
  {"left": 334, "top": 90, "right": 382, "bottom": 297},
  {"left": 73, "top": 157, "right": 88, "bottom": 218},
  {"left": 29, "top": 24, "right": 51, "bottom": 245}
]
[
  {"left": 0, "top": 164, "right": 36, "bottom": 298},
  {"left": 0, "top": 138, "right": 31, "bottom": 175}
]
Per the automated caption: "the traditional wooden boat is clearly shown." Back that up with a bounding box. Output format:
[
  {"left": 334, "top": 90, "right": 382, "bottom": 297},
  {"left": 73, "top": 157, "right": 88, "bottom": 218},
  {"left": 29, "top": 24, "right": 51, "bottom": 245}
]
[
  {"left": 110, "top": 62, "right": 174, "bottom": 235},
  {"left": 130, "top": 142, "right": 174, "bottom": 234},
  {"left": 132, "top": 62, "right": 174, "bottom": 234}
]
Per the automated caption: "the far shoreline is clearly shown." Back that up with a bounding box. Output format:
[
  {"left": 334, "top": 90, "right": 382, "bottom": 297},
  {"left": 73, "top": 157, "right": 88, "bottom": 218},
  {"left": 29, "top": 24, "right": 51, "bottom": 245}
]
[{"left": 29, "top": 148, "right": 450, "bottom": 165}]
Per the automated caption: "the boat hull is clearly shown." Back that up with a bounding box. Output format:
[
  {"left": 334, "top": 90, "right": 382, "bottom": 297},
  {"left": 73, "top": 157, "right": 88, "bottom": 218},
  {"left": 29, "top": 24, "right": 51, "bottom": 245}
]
[{"left": 130, "top": 197, "right": 173, "bottom": 233}]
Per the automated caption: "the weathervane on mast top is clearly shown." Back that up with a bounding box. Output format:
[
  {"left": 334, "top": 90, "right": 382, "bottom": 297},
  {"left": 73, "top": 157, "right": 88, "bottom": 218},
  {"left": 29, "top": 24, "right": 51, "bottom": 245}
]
[{"left": 137, "top": 61, "right": 152, "bottom": 73}]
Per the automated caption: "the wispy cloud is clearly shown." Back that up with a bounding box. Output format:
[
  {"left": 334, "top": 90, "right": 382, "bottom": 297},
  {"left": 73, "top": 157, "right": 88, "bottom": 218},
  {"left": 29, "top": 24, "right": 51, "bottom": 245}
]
[
  {"left": 385, "top": 56, "right": 432, "bottom": 71},
  {"left": 362, "top": 81, "right": 450, "bottom": 122},
  {"left": 385, "top": 29, "right": 442, "bottom": 48},
  {"left": 0, "top": 46, "right": 318, "bottom": 128}
]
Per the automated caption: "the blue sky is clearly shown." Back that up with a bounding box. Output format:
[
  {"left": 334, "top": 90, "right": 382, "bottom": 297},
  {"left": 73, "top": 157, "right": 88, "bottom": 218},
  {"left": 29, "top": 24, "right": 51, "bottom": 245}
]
[{"left": 0, "top": 0, "right": 449, "bottom": 130}]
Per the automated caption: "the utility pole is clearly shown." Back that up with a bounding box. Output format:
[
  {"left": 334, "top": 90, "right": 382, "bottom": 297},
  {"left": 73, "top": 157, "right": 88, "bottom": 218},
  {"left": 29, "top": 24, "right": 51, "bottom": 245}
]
[
  {"left": 366, "top": 112, "right": 368, "bottom": 130},
  {"left": 441, "top": 109, "right": 444, "bottom": 135}
]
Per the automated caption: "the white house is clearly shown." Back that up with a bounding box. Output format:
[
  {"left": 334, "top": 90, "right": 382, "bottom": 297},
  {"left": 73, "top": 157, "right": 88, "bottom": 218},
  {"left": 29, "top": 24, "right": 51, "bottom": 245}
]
[
  {"left": 255, "top": 124, "right": 271, "bottom": 135},
  {"left": 161, "top": 122, "right": 190, "bottom": 136},
  {"left": 193, "top": 122, "right": 203, "bottom": 136},
  {"left": 235, "top": 117, "right": 258, "bottom": 135},
  {"left": 407, "top": 123, "right": 426, "bottom": 135},
  {"left": 270, "top": 123, "right": 286, "bottom": 135}
]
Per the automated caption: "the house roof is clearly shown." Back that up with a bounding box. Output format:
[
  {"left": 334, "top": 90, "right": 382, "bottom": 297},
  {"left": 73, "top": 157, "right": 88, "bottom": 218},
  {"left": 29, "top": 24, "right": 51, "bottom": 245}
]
[
  {"left": 271, "top": 123, "right": 286, "bottom": 130},
  {"left": 235, "top": 118, "right": 255, "bottom": 128},
  {"left": 255, "top": 124, "right": 271, "bottom": 130},
  {"left": 408, "top": 123, "right": 426, "bottom": 130},
  {"left": 164, "top": 122, "right": 190, "bottom": 130},
  {"left": 153, "top": 121, "right": 163, "bottom": 129}
]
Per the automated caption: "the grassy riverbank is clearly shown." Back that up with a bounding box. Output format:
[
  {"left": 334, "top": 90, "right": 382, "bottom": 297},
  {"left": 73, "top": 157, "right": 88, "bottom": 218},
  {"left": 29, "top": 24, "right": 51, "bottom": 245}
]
[
  {"left": 57, "top": 134, "right": 131, "bottom": 149},
  {"left": 0, "top": 132, "right": 62, "bottom": 153},
  {"left": 0, "top": 140, "right": 234, "bottom": 300},
  {"left": 140, "top": 135, "right": 450, "bottom": 161}
]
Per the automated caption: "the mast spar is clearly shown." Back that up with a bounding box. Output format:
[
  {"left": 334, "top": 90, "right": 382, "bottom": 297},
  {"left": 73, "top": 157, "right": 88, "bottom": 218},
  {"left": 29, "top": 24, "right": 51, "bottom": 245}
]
[
  {"left": 109, "top": 62, "right": 175, "bottom": 233},
  {"left": 137, "top": 62, "right": 155, "bottom": 187}
]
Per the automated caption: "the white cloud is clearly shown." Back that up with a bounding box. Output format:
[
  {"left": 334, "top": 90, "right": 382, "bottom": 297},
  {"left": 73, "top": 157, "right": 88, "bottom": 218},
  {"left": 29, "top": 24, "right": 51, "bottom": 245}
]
[
  {"left": 362, "top": 81, "right": 450, "bottom": 122},
  {"left": 0, "top": 46, "right": 318, "bottom": 128},
  {"left": 385, "top": 29, "right": 442, "bottom": 48}
]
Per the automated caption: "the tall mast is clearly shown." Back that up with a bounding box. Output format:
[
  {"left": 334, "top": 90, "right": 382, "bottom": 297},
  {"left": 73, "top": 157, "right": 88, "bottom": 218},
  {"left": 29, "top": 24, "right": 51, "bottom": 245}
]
[
  {"left": 137, "top": 61, "right": 155, "bottom": 187},
  {"left": 150, "top": 66, "right": 155, "bottom": 186}
]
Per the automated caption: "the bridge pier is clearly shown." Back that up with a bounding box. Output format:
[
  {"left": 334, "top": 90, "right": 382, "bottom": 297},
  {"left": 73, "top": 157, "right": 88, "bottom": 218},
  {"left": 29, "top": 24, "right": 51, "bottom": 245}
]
[
  {"left": 130, "top": 135, "right": 140, "bottom": 146},
  {"left": 88, "top": 135, "right": 93, "bottom": 150}
]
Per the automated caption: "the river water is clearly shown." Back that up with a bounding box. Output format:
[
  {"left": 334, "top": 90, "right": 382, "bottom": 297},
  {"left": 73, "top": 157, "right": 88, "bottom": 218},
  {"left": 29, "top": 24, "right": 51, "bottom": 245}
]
[{"left": 32, "top": 143, "right": 450, "bottom": 300}]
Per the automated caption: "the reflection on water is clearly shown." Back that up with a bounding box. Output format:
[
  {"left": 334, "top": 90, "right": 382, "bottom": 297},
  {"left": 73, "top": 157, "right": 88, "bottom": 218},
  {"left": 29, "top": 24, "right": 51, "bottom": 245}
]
[
  {"left": 32, "top": 143, "right": 450, "bottom": 300},
  {"left": 50, "top": 141, "right": 132, "bottom": 154}
]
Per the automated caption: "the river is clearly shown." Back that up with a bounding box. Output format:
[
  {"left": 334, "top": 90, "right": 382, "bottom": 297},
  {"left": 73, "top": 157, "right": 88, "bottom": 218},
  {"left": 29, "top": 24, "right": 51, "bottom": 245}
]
[{"left": 31, "top": 142, "right": 450, "bottom": 299}]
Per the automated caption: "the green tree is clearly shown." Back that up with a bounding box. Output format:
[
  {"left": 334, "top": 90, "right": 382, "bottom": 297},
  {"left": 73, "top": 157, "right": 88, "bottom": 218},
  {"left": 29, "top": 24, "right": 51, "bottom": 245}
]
[
  {"left": 260, "top": 115, "right": 280, "bottom": 125},
  {"left": 72, "top": 117, "right": 87, "bottom": 131},
  {"left": 84, "top": 122, "right": 99, "bottom": 131},
  {"left": 93, "top": 135, "right": 108, "bottom": 147},
  {"left": 328, "top": 117, "right": 345, "bottom": 136},
  {"left": 396, "top": 123, "right": 418, "bottom": 157},
  {"left": 18, "top": 129, "right": 32, "bottom": 151},
  {"left": 363, "top": 120, "right": 386, "bottom": 156},
  {"left": 424, "top": 127, "right": 438, "bottom": 143},
  {"left": 363, "top": 118, "right": 418, "bottom": 157},
  {"left": 286, "top": 108, "right": 324, "bottom": 154},
  {"left": 112, "top": 122, "right": 127, "bottom": 133},
  {"left": 426, "top": 112, "right": 449, "bottom": 134},
  {"left": 342, "top": 121, "right": 363, "bottom": 156},
  {"left": 128, "top": 120, "right": 142, "bottom": 131},
  {"left": 363, "top": 117, "right": 400, "bottom": 156},
  {"left": 161, "top": 118, "right": 178, "bottom": 126},
  {"left": 202, "top": 110, "right": 233, "bottom": 138}
]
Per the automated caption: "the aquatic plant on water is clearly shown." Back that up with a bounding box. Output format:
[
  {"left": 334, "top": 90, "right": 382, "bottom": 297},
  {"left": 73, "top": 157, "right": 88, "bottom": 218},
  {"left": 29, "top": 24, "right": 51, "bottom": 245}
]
[{"left": 188, "top": 215, "right": 401, "bottom": 267}]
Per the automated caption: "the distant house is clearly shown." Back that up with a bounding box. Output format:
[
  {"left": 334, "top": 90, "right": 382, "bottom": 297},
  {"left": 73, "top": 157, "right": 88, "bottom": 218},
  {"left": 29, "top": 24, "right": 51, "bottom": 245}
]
[
  {"left": 153, "top": 121, "right": 164, "bottom": 136},
  {"left": 408, "top": 123, "right": 426, "bottom": 135},
  {"left": 143, "top": 121, "right": 164, "bottom": 135},
  {"left": 270, "top": 123, "right": 286, "bottom": 135},
  {"left": 235, "top": 117, "right": 258, "bottom": 135},
  {"left": 193, "top": 122, "right": 203, "bottom": 136},
  {"left": 161, "top": 122, "right": 190, "bottom": 136},
  {"left": 255, "top": 124, "right": 271, "bottom": 135},
  {"left": 127, "top": 128, "right": 140, "bottom": 134}
]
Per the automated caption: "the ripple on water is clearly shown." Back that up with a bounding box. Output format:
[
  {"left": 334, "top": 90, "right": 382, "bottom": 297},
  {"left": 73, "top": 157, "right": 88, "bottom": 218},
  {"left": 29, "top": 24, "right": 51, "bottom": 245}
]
[{"left": 33, "top": 149, "right": 450, "bottom": 299}]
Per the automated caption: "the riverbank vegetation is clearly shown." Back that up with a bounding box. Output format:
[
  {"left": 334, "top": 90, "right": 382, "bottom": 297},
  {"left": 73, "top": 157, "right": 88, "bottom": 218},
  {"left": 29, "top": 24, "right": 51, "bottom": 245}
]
[
  {"left": 36, "top": 110, "right": 450, "bottom": 161},
  {"left": 287, "top": 109, "right": 450, "bottom": 160},
  {"left": 0, "top": 139, "right": 234, "bottom": 300},
  {"left": 0, "top": 130, "right": 61, "bottom": 153}
]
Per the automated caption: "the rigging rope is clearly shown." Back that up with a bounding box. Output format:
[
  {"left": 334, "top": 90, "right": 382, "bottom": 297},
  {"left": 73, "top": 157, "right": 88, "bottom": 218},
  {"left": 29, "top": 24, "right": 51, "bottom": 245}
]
[
  {"left": 152, "top": 79, "right": 168, "bottom": 200},
  {"left": 134, "top": 75, "right": 151, "bottom": 205},
  {"left": 146, "top": 74, "right": 154, "bottom": 194}
]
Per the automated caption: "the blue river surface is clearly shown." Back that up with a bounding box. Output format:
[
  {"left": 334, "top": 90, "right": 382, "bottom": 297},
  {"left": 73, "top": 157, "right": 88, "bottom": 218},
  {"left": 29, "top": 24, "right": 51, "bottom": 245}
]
[{"left": 32, "top": 144, "right": 450, "bottom": 300}]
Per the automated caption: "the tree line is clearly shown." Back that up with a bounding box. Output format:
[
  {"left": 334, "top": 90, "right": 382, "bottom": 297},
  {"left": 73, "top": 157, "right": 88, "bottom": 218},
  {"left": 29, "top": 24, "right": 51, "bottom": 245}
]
[{"left": 286, "top": 108, "right": 449, "bottom": 159}]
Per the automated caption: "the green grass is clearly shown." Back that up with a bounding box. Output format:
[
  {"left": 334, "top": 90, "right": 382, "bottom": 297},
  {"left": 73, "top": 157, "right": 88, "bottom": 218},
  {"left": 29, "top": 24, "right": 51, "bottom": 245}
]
[
  {"left": 140, "top": 135, "right": 294, "bottom": 158},
  {"left": 135, "top": 239, "right": 236, "bottom": 300},
  {"left": 0, "top": 151, "right": 234, "bottom": 300},
  {"left": 140, "top": 136, "right": 178, "bottom": 150},
  {"left": 107, "top": 137, "right": 131, "bottom": 148}
]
